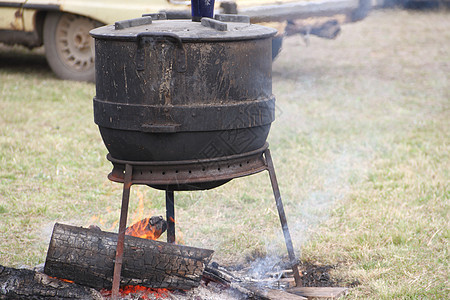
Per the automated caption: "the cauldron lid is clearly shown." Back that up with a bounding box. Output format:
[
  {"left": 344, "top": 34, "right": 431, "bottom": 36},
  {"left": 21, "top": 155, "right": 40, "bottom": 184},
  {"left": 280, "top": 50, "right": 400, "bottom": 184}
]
[{"left": 90, "top": 17, "right": 277, "bottom": 42}]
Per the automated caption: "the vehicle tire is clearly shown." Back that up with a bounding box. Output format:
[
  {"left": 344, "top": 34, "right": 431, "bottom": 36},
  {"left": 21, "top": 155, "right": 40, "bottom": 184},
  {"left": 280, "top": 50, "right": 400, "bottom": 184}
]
[{"left": 43, "top": 12, "right": 102, "bottom": 82}]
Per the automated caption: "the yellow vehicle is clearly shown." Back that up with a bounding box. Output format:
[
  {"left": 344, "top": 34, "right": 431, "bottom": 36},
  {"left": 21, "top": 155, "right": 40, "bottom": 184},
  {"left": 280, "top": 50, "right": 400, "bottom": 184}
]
[{"left": 0, "top": 0, "right": 370, "bottom": 81}]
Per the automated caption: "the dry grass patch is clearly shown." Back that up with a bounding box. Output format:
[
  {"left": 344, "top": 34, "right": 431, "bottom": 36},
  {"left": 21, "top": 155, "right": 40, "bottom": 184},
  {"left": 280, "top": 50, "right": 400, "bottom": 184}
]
[{"left": 271, "top": 8, "right": 448, "bottom": 298}]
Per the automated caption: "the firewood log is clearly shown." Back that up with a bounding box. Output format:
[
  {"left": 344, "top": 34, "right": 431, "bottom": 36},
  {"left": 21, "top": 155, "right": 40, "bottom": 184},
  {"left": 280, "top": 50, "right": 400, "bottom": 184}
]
[
  {"left": 0, "top": 265, "right": 102, "bottom": 299},
  {"left": 44, "top": 223, "right": 213, "bottom": 290}
]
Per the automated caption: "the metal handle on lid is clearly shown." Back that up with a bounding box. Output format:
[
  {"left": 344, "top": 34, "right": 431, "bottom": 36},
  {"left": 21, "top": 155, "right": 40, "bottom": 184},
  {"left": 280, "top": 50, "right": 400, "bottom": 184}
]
[
  {"left": 201, "top": 18, "right": 228, "bottom": 31},
  {"left": 115, "top": 16, "right": 153, "bottom": 30},
  {"left": 141, "top": 12, "right": 167, "bottom": 20},
  {"left": 135, "top": 32, "right": 187, "bottom": 73}
]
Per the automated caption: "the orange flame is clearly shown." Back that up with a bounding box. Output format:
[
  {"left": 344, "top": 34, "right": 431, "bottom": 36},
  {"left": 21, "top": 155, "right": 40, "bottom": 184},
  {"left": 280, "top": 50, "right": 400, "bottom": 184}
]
[
  {"left": 90, "top": 188, "right": 172, "bottom": 298},
  {"left": 125, "top": 190, "right": 165, "bottom": 240},
  {"left": 87, "top": 188, "right": 153, "bottom": 233},
  {"left": 51, "top": 277, "right": 75, "bottom": 283},
  {"left": 125, "top": 217, "right": 163, "bottom": 240}
]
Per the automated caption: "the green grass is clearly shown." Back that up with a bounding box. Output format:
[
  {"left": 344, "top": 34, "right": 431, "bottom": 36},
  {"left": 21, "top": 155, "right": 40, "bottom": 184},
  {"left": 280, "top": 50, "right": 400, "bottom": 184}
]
[{"left": 0, "top": 8, "right": 449, "bottom": 299}]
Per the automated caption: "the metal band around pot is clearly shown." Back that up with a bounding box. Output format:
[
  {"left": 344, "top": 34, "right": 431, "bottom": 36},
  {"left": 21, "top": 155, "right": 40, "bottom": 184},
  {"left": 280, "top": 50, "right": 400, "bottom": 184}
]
[{"left": 93, "top": 97, "right": 275, "bottom": 133}]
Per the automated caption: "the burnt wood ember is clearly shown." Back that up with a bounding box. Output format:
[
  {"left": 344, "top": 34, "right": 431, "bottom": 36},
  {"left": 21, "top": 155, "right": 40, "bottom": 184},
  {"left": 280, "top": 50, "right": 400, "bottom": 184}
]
[
  {"left": 44, "top": 223, "right": 213, "bottom": 290},
  {"left": 0, "top": 265, "right": 102, "bottom": 299},
  {"left": 299, "top": 262, "right": 337, "bottom": 287},
  {"left": 203, "top": 263, "right": 307, "bottom": 300},
  {"left": 203, "top": 262, "right": 352, "bottom": 299},
  {"left": 125, "top": 215, "right": 167, "bottom": 240}
]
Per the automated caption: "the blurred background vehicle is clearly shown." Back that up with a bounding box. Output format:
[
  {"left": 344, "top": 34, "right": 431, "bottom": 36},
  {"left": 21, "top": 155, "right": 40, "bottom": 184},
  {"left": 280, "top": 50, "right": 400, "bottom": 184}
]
[{"left": 0, "top": 0, "right": 371, "bottom": 81}]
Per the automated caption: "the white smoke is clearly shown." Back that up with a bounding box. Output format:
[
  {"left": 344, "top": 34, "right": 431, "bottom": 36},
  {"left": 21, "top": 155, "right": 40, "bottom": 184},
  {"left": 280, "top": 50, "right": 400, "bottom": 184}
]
[{"left": 246, "top": 142, "right": 373, "bottom": 281}]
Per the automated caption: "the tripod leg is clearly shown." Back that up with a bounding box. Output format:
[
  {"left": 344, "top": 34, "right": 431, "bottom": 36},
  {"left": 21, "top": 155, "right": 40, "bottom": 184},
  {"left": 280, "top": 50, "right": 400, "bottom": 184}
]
[
  {"left": 111, "top": 164, "right": 133, "bottom": 299},
  {"left": 265, "top": 149, "right": 302, "bottom": 287},
  {"left": 166, "top": 190, "right": 176, "bottom": 244}
]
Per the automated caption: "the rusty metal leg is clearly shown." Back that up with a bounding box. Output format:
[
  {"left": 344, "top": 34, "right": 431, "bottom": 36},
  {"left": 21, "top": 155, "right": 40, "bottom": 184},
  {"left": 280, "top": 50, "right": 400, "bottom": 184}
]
[
  {"left": 264, "top": 149, "right": 302, "bottom": 287},
  {"left": 166, "top": 190, "right": 176, "bottom": 244},
  {"left": 111, "top": 164, "right": 133, "bottom": 299}
]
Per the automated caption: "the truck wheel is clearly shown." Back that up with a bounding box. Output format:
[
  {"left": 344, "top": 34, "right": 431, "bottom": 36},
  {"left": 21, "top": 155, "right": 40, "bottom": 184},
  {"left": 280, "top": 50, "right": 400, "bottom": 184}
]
[{"left": 43, "top": 12, "right": 102, "bottom": 82}]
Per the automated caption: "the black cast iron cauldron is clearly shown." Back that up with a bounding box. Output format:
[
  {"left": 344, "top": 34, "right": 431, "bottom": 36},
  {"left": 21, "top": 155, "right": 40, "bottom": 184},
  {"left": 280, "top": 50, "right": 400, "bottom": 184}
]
[{"left": 90, "top": 14, "right": 277, "bottom": 162}]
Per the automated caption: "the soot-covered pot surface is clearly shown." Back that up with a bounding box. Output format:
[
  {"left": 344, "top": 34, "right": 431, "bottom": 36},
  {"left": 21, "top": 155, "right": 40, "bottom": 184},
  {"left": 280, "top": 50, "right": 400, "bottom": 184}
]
[{"left": 90, "top": 15, "right": 277, "bottom": 162}]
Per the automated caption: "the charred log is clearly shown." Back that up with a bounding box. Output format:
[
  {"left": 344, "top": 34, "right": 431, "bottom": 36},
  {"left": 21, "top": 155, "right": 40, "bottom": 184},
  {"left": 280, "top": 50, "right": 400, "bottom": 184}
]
[
  {"left": 203, "top": 263, "right": 306, "bottom": 300},
  {"left": 0, "top": 265, "right": 102, "bottom": 299},
  {"left": 44, "top": 223, "right": 213, "bottom": 290}
]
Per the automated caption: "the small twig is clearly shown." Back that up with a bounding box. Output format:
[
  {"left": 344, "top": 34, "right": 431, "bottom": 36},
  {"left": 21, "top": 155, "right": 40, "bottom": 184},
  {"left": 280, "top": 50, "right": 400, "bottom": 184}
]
[{"left": 427, "top": 229, "right": 441, "bottom": 246}]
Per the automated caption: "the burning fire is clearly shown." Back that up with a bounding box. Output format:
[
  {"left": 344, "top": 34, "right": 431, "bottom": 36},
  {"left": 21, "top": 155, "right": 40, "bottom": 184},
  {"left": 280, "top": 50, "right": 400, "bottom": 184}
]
[
  {"left": 103, "top": 217, "right": 170, "bottom": 299},
  {"left": 87, "top": 189, "right": 151, "bottom": 233},
  {"left": 125, "top": 190, "right": 168, "bottom": 240},
  {"left": 98, "top": 188, "right": 171, "bottom": 298},
  {"left": 51, "top": 276, "right": 75, "bottom": 283},
  {"left": 125, "top": 217, "right": 166, "bottom": 240},
  {"left": 101, "top": 286, "right": 170, "bottom": 299}
]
